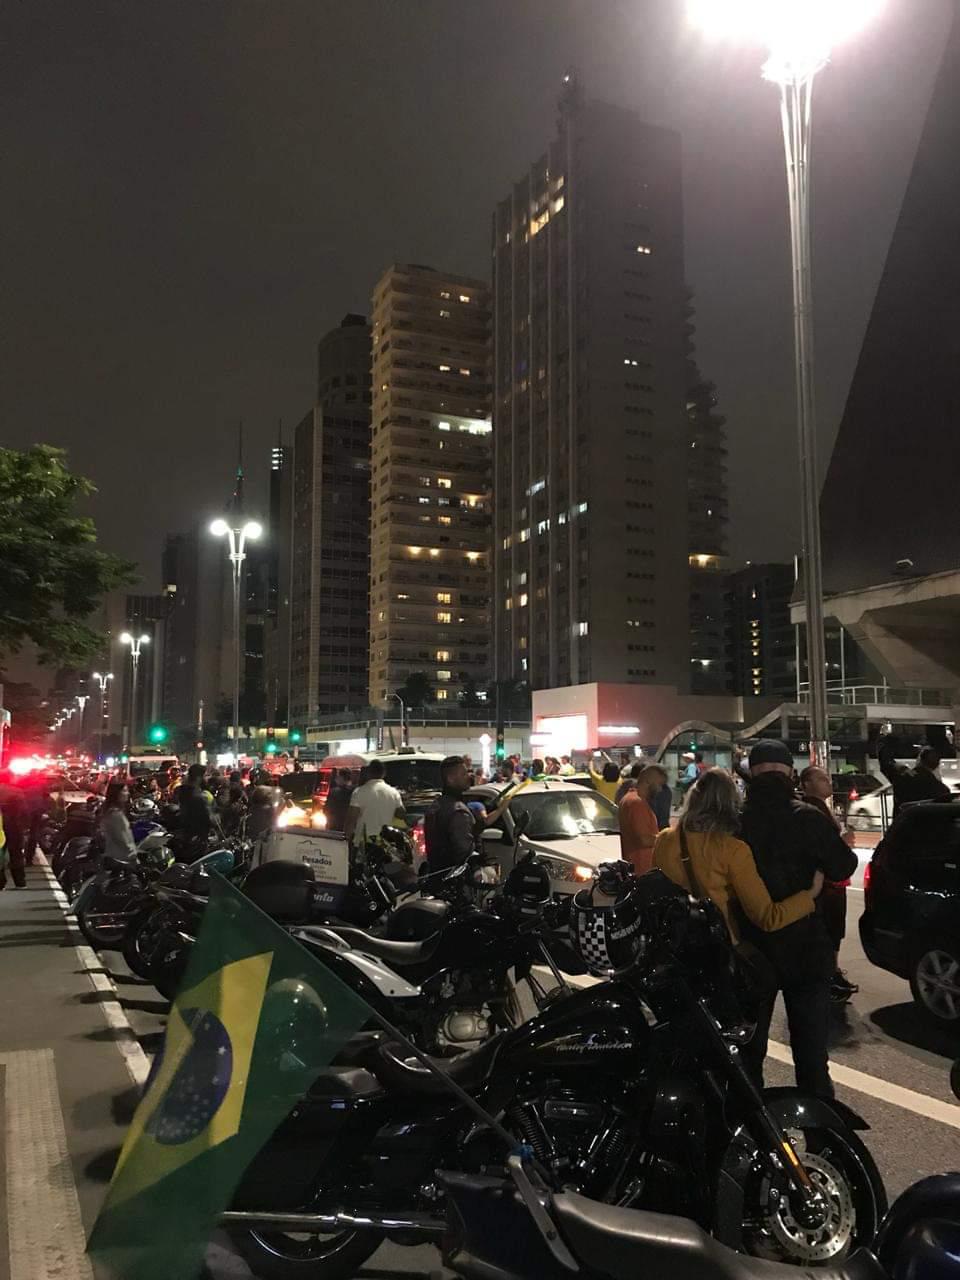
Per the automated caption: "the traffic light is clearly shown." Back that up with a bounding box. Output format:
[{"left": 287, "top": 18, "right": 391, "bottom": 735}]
[
  {"left": 148, "top": 724, "right": 168, "bottom": 745},
  {"left": 495, "top": 728, "right": 506, "bottom": 762},
  {"left": 290, "top": 730, "right": 302, "bottom": 744},
  {"left": 264, "top": 740, "right": 278, "bottom": 755}
]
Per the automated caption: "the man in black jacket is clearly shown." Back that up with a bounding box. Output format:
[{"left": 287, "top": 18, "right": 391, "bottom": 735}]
[
  {"left": 878, "top": 737, "right": 952, "bottom": 816},
  {"left": 423, "top": 756, "right": 475, "bottom": 874},
  {"left": 740, "top": 740, "right": 858, "bottom": 1098}
]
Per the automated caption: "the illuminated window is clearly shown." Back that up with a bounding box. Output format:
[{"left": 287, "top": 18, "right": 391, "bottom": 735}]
[
  {"left": 437, "top": 477, "right": 452, "bottom": 489},
  {"left": 505, "top": 598, "right": 513, "bottom": 610},
  {"left": 396, "top": 593, "right": 409, "bottom": 600},
  {"left": 553, "top": 195, "right": 565, "bottom": 214},
  {"left": 436, "top": 649, "right": 450, "bottom": 662},
  {"left": 440, "top": 309, "right": 451, "bottom": 318},
  {"left": 438, "top": 420, "right": 451, "bottom": 431},
  {"left": 519, "top": 593, "right": 528, "bottom": 608},
  {"left": 436, "top": 688, "right": 449, "bottom": 701},
  {"left": 408, "top": 546, "right": 422, "bottom": 556},
  {"left": 437, "top": 610, "right": 452, "bottom": 623},
  {"left": 429, "top": 548, "right": 440, "bottom": 557},
  {"left": 439, "top": 364, "right": 451, "bottom": 372},
  {"left": 459, "top": 368, "right": 471, "bottom": 377},
  {"left": 519, "top": 528, "right": 530, "bottom": 543},
  {"left": 380, "top": 382, "right": 388, "bottom": 391},
  {"left": 436, "top": 592, "right": 452, "bottom": 604},
  {"left": 636, "top": 244, "right": 652, "bottom": 255},
  {"left": 439, "top": 515, "right": 452, "bottom": 525},
  {"left": 440, "top": 290, "right": 451, "bottom": 299},
  {"left": 437, "top": 670, "right": 452, "bottom": 681},
  {"left": 419, "top": 475, "right": 431, "bottom": 486},
  {"left": 418, "top": 496, "right": 430, "bottom": 505},
  {"left": 466, "top": 551, "right": 480, "bottom": 562},
  {"left": 459, "top": 294, "right": 470, "bottom": 303},
  {"left": 576, "top": 621, "right": 588, "bottom": 636}
]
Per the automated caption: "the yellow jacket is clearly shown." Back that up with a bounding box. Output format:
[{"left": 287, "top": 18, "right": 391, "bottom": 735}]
[
  {"left": 589, "top": 765, "right": 620, "bottom": 805},
  {"left": 654, "top": 826, "right": 813, "bottom": 944}
]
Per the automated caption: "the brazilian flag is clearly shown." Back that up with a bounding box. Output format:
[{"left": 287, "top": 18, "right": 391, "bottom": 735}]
[{"left": 87, "top": 873, "right": 372, "bottom": 1280}]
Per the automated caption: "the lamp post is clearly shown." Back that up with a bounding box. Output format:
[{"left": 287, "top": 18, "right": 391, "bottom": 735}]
[
  {"left": 392, "top": 692, "right": 407, "bottom": 747},
  {"left": 120, "top": 633, "right": 150, "bottom": 751},
  {"left": 210, "top": 518, "right": 262, "bottom": 758},
  {"left": 689, "top": 0, "right": 883, "bottom": 767},
  {"left": 76, "top": 695, "right": 89, "bottom": 754},
  {"left": 92, "top": 671, "right": 113, "bottom": 762}
]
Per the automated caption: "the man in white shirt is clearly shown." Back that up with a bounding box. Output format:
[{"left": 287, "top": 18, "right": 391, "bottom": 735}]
[{"left": 344, "top": 759, "right": 404, "bottom": 848}]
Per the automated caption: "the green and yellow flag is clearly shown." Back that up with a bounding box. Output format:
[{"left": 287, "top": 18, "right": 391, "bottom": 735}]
[{"left": 87, "top": 873, "right": 372, "bottom": 1280}]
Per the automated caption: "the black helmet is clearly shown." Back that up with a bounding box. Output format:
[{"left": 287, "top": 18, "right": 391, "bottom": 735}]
[
  {"left": 243, "top": 860, "right": 315, "bottom": 923},
  {"left": 572, "top": 868, "right": 648, "bottom": 977},
  {"left": 501, "top": 852, "right": 552, "bottom": 916}
]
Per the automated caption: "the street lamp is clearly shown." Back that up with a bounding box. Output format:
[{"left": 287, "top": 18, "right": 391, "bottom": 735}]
[
  {"left": 76, "top": 695, "right": 89, "bottom": 754},
  {"left": 92, "top": 672, "right": 113, "bottom": 761},
  {"left": 392, "top": 692, "right": 407, "bottom": 747},
  {"left": 120, "top": 633, "right": 150, "bottom": 750},
  {"left": 689, "top": 0, "right": 883, "bottom": 767},
  {"left": 210, "top": 517, "right": 262, "bottom": 756}
]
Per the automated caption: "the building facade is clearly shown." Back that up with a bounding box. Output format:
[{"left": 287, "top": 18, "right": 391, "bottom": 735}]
[
  {"left": 262, "top": 440, "right": 293, "bottom": 726},
  {"left": 288, "top": 315, "right": 372, "bottom": 724},
  {"left": 492, "top": 78, "right": 689, "bottom": 693},
  {"left": 726, "top": 562, "right": 796, "bottom": 701},
  {"left": 687, "top": 367, "right": 730, "bottom": 694},
  {"left": 368, "top": 265, "right": 492, "bottom": 709}
]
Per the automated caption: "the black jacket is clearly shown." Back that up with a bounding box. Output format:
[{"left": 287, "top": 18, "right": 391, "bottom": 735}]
[
  {"left": 739, "top": 774, "right": 858, "bottom": 981},
  {"left": 878, "top": 740, "right": 952, "bottom": 815},
  {"left": 424, "top": 791, "right": 475, "bottom": 874}
]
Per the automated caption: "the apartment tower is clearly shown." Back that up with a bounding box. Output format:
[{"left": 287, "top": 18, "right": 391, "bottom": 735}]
[
  {"left": 492, "top": 76, "right": 689, "bottom": 691},
  {"left": 368, "top": 265, "right": 492, "bottom": 708},
  {"left": 288, "top": 315, "right": 372, "bottom": 724}
]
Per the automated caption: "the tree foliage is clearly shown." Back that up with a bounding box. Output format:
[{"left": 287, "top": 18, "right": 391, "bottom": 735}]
[
  {"left": 0, "top": 446, "right": 135, "bottom": 667},
  {"left": 396, "top": 671, "right": 434, "bottom": 709}
]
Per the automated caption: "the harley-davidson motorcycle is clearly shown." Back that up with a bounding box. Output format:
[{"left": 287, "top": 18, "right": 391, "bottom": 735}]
[{"left": 220, "top": 870, "right": 886, "bottom": 1280}]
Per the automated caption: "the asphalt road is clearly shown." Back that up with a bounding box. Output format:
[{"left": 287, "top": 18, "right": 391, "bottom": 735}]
[{"left": 101, "top": 841, "right": 960, "bottom": 1279}]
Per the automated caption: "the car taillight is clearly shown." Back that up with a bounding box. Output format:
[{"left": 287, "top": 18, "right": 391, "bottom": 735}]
[
  {"left": 849, "top": 788, "right": 859, "bottom": 802},
  {"left": 412, "top": 823, "right": 426, "bottom": 857},
  {"left": 863, "top": 861, "right": 872, "bottom": 895}
]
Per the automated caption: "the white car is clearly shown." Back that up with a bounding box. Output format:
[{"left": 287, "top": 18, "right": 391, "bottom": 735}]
[
  {"left": 468, "top": 779, "right": 623, "bottom": 894},
  {"left": 845, "top": 779, "right": 960, "bottom": 832}
]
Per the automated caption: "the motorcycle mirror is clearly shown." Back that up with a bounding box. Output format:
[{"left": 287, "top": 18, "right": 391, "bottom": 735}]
[
  {"left": 513, "top": 810, "right": 531, "bottom": 837},
  {"left": 951, "top": 1058, "right": 960, "bottom": 1103}
]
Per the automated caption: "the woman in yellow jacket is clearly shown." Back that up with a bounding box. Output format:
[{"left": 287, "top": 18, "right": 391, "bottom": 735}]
[{"left": 654, "top": 767, "right": 822, "bottom": 942}]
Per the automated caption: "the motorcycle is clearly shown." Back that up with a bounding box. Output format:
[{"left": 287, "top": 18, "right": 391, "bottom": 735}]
[
  {"left": 442, "top": 1154, "right": 960, "bottom": 1280},
  {"left": 72, "top": 829, "right": 177, "bottom": 949},
  {"left": 219, "top": 870, "right": 886, "bottom": 1280}
]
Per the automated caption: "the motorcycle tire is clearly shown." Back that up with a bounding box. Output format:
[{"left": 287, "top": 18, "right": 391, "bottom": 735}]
[
  {"left": 740, "top": 1121, "right": 887, "bottom": 1265},
  {"left": 227, "top": 1224, "right": 382, "bottom": 1280},
  {"left": 122, "top": 912, "right": 167, "bottom": 980},
  {"left": 76, "top": 904, "right": 127, "bottom": 950}
]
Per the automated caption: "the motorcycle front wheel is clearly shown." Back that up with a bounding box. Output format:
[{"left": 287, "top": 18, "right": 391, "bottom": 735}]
[
  {"left": 739, "top": 1123, "right": 887, "bottom": 1265},
  {"left": 228, "top": 1224, "right": 382, "bottom": 1280},
  {"left": 122, "top": 908, "right": 169, "bottom": 979}
]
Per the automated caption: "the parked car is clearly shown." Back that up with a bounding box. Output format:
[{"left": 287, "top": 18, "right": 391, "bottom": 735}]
[
  {"left": 466, "top": 779, "right": 621, "bottom": 894},
  {"left": 860, "top": 801, "right": 960, "bottom": 1026}
]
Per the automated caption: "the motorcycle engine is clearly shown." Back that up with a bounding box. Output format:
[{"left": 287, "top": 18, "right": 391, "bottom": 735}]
[
  {"left": 507, "top": 1088, "right": 628, "bottom": 1195},
  {"left": 438, "top": 1008, "right": 491, "bottom": 1047}
]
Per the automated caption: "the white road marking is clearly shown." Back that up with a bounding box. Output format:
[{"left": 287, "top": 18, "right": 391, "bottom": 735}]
[
  {"left": 765, "top": 1040, "right": 960, "bottom": 1129},
  {"left": 40, "top": 858, "right": 152, "bottom": 1089},
  {"left": 534, "top": 967, "right": 960, "bottom": 1129}
]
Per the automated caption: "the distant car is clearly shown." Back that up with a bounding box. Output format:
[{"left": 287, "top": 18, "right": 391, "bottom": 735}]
[
  {"left": 845, "top": 782, "right": 895, "bottom": 832},
  {"left": 832, "top": 773, "right": 883, "bottom": 804},
  {"left": 860, "top": 801, "right": 960, "bottom": 1026},
  {"left": 466, "top": 779, "right": 621, "bottom": 895}
]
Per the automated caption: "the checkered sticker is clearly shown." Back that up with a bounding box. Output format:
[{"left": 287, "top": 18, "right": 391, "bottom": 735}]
[{"left": 577, "top": 911, "right": 614, "bottom": 973}]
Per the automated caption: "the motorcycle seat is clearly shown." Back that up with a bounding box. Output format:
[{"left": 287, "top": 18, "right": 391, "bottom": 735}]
[
  {"left": 320, "top": 926, "right": 442, "bottom": 969},
  {"left": 102, "top": 854, "right": 135, "bottom": 873},
  {"left": 374, "top": 1032, "right": 505, "bottom": 1096},
  {"left": 308, "top": 1067, "right": 383, "bottom": 1099},
  {"left": 552, "top": 1192, "right": 885, "bottom": 1280}
]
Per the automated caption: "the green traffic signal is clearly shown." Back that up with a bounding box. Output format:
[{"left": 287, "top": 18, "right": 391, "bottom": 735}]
[
  {"left": 290, "top": 730, "right": 302, "bottom": 743},
  {"left": 264, "top": 740, "right": 278, "bottom": 755},
  {"left": 148, "top": 724, "right": 168, "bottom": 744}
]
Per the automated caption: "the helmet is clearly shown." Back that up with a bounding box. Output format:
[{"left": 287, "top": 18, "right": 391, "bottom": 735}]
[
  {"left": 132, "top": 817, "right": 165, "bottom": 843},
  {"left": 136, "top": 831, "right": 174, "bottom": 872},
  {"left": 243, "top": 860, "right": 315, "bottom": 922},
  {"left": 501, "top": 852, "right": 551, "bottom": 916},
  {"left": 572, "top": 868, "right": 649, "bottom": 977},
  {"left": 130, "top": 796, "right": 158, "bottom": 817}
]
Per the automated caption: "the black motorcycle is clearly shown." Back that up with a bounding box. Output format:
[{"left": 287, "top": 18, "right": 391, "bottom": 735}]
[
  {"left": 220, "top": 871, "right": 886, "bottom": 1280},
  {"left": 442, "top": 1155, "right": 960, "bottom": 1280}
]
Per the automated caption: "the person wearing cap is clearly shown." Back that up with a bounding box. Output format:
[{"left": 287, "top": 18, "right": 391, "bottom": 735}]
[{"left": 739, "top": 740, "right": 858, "bottom": 1098}]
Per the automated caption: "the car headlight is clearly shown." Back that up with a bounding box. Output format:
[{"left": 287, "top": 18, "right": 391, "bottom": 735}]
[
  {"left": 311, "top": 810, "right": 327, "bottom": 828},
  {"left": 535, "top": 854, "right": 592, "bottom": 883},
  {"left": 278, "top": 805, "right": 307, "bottom": 828}
]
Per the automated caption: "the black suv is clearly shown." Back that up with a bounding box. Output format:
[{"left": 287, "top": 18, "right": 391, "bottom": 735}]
[{"left": 860, "top": 801, "right": 960, "bottom": 1026}]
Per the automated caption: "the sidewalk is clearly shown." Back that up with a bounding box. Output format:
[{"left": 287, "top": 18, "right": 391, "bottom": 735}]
[{"left": 0, "top": 862, "right": 143, "bottom": 1280}]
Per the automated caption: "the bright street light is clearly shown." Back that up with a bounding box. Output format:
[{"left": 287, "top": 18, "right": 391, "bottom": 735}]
[
  {"left": 689, "top": 0, "right": 883, "bottom": 768},
  {"left": 210, "top": 516, "right": 263, "bottom": 754},
  {"left": 120, "top": 633, "right": 150, "bottom": 750}
]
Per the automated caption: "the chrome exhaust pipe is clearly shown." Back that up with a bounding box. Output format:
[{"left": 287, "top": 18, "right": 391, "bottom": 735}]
[{"left": 220, "top": 1207, "right": 444, "bottom": 1236}]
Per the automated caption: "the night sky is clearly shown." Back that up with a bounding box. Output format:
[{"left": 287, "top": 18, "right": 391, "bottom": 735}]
[{"left": 0, "top": 1, "right": 952, "bottom": 662}]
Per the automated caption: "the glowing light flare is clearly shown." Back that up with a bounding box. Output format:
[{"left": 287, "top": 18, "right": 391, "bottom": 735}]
[
  {"left": 9, "top": 757, "right": 39, "bottom": 776},
  {"left": 688, "top": 0, "right": 884, "bottom": 82},
  {"left": 209, "top": 518, "right": 229, "bottom": 537}
]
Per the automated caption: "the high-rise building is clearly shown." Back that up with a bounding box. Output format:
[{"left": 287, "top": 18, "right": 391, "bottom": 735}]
[
  {"left": 288, "top": 315, "right": 372, "bottom": 724},
  {"left": 368, "top": 265, "right": 492, "bottom": 708},
  {"left": 687, "top": 366, "right": 730, "bottom": 694},
  {"left": 262, "top": 440, "right": 293, "bottom": 726},
  {"left": 726, "top": 563, "right": 796, "bottom": 701},
  {"left": 491, "top": 77, "right": 689, "bottom": 692},
  {"left": 162, "top": 527, "right": 230, "bottom": 734}
]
